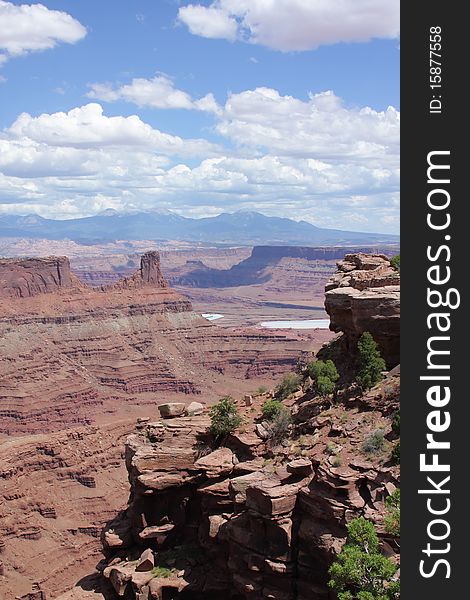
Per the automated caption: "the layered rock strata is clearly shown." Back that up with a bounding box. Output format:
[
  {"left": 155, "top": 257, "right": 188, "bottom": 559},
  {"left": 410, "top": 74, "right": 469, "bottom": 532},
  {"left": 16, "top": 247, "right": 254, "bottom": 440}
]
[
  {"left": 97, "top": 380, "right": 400, "bottom": 600},
  {"left": 0, "top": 421, "right": 132, "bottom": 599},
  {"left": 0, "top": 255, "right": 83, "bottom": 298},
  {"left": 324, "top": 254, "right": 400, "bottom": 367},
  {"left": 0, "top": 252, "right": 318, "bottom": 436}
]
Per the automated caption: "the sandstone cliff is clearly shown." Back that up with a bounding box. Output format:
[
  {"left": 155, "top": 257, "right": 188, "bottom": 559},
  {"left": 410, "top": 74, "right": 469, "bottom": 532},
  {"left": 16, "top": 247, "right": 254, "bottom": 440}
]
[
  {"left": 93, "top": 372, "right": 399, "bottom": 600},
  {"left": 0, "top": 255, "right": 83, "bottom": 298},
  {"left": 324, "top": 254, "right": 400, "bottom": 367},
  {"left": 0, "top": 251, "right": 327, "bottom": 599}
]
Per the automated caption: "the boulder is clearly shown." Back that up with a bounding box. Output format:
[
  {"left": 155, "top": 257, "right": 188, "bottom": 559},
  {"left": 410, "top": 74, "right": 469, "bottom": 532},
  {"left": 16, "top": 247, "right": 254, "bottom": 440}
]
[
  {"left": 194, "top": 447, "right": 235, "bottom": 478},
  {"left": 136, "top": 548, "right": 155, "bottom": 572},
  {"left": 187, "top": 401, "right": 204, "bottom": 415},
  {"left": 286, "top": 458, "right": 313, "bottom": 477},
  {"left": 229, "top": 471, "right": 271, "bottom": 504},
  {"left": 109, "top": 567, "right": 132, "bottom": 597},
  {"left": 103, "top": 531, "right": 126, "bottom": 549},
  {"left": 158, "top": 403, "right": 186, "bottom": 418},
  {"left": 232, "top": 457, "right": 265, "bottom": 475},
  {"left": 246, "top": 477, "right": 313, "bottom": 517},
  {"left": 139, "top": 523, "right": 175, "bottom": 541},
  {"left": 103, "top": 516, "right": 133, "bottom": 549},
  {"left": 255, "top": 423, "right": 270, "bottom": 440}
]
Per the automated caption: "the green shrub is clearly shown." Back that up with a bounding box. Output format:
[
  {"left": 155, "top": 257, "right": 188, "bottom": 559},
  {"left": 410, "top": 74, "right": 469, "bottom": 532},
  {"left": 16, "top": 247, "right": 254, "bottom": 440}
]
[
  {"left": 390, "top": 441, "right": 400, "bottom": 465},
  {"left": 390, "top": 254, "right": 400, "bottom": 271},
  {"left": 356, "top": 332, "right": 386, "bottom": 390},
  {"left": 328, "top": 517, "right": 399, "bottom": 600},
  {"left": 275, "top": 373, "right": 302, "bottom": 400},
  {"left": 362, "top": 429, "right": 386, "bottom": 455},
  {"left": 391, "top": 411, "right": 400, "bottom": 435},
  {"left": 265, "top": 407, "right": 292, "bottom": 445},
  {"left": 261, "top": 399, "right": 283, "bottom": 420},
  {"left": 151, "top": 566, "right": 173, "bottom": 578},
  {"left": 384, "top": 489, "right": 400, "bottom": 537},
  {"left": 308, "top": 359, "right": 339, "bottom": 382},
  {"left": 307, "top": 359, "right": 339, "bottom": 397},
  {"left": 316, "top": 374, "right": 336, "bottom": 396},
  {"left": 209, "top": 396, "right": 242, "bottom": 440}
]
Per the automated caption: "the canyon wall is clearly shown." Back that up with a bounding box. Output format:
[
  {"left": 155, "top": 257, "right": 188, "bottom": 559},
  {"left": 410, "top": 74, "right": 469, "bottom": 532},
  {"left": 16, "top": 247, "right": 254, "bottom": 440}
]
[
  {"left": 0, "top": 256, "right": 81, "bottom": 298},
  {"left": 171, "top": 246, "right": 396, "bottom": 289},
  {"left": 94, "top": 373, "right": 400, "bottom": 600},
  {"left": 0, "top": 251, "right": 324, "bottom": 599},
  {"left": 0, "top": 251, "right": 400, "bottom": 599},
  {"left": 0, "top": 422, "right": 131, "bottom": 599},
  {"left": 0, "top": 252, "right": 317, "bottom": 437},
  {"left": 324, "top": 254, "right": 400, "bottom": 367}
]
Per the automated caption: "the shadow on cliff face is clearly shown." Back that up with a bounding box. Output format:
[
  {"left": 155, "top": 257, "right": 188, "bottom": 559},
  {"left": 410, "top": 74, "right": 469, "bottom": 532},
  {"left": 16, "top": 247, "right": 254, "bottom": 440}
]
[
  {"left": 73, "top": 572, "right": 117, "bottom": 599},
  {"left": 172, "top": 246, "right": 363, "bottom": 289}
]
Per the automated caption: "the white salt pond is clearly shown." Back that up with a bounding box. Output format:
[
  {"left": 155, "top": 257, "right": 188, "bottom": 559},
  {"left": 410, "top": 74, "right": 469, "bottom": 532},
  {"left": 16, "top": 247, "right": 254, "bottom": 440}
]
[
  {"left": 202, "top": 313, "right": 225, "bottom": 321},
  {"left": 259, "top": 319, "right": 330, "bottom": 330}
]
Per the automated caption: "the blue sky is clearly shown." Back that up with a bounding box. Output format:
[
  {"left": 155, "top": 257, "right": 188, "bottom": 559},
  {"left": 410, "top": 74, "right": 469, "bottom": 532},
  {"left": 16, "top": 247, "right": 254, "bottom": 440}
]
[{"left": 0, "top": 0, "right": 400, "bottom": 233}]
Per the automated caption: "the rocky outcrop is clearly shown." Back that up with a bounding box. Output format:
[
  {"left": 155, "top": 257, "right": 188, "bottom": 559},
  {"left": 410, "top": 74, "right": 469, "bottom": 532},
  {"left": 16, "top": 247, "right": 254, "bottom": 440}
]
[
  {"left": 97, "top": 379, "right": 400, "bottom": 600},
  {"left": 0, "top": 256, "right": 82, "bottom": 299},
  {"left": 324, "top": 254, "right": 400, "bottom": 367},
  {"left": 111, "top": 251, "right": 167, "bottom": 290}
]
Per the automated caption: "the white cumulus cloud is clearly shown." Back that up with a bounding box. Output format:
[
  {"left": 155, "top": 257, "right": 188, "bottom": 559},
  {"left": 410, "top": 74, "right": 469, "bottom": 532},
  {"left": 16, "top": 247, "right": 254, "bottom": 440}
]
[
  {"left": 0, "top": 89, "right": 399, "bottom": 232},
  {"left": 217, "top": 88, "right": 400, "bottom": 161},
  {"left": 178, "top": 0, "right": 399, "bottom": 51},
  {"left": 0, "top": 0, "right": 86, "bottom": 63},
  {"left": 178, "top": 4, "right": 238, "bottom": 41},
  {"left": 87, "top": 74, "right": 221, "bottom": 113},
  {"left": 7, "top": 103, "right": 219, "bottom": 155}
]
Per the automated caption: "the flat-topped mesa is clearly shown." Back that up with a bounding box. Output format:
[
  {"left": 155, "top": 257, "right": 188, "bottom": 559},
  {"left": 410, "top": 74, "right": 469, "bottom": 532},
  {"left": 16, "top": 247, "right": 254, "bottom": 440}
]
[
  {"left": 0, "top": 255, "right": 80, "bottom": 299},
  {"left": 110, "top": 251, "right": 168, "bottom": 290},
  {"left": 0, "top": 251, "right": 168, "bottom": 300},
  {"left": 324, "top": 253, "right": 400, "bottom": 367}
]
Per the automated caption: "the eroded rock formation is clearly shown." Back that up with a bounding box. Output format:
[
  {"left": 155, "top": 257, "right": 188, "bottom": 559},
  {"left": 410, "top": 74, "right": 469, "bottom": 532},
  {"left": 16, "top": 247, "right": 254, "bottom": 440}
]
[
  {"left": 0, "top": 421, "right": 131, "bottom": 599},
  {"left": 0, "top": 255, "right": 82, "bottom": 298},
  {"left": 112, "top": 251, "right": 168, "bottom": 290},
  {"left": 0, "top": 252, "right": 319, "bottom": 436},
  {"left": 324, "top": 253, "right": 400, "bottom": 367},
  {"left": 96, "top": 374, "right": 400, "bottom": 600}
]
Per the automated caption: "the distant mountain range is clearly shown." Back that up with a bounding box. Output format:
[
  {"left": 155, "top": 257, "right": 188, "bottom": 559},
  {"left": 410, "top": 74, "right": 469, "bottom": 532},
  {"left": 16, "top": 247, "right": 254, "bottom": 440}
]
[{"left": 0, "top": 210, "right": 399, "bottom": 246}]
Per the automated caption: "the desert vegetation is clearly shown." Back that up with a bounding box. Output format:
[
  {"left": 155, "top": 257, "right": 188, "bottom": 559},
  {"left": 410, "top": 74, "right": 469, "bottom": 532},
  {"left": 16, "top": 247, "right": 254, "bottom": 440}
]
[
  {"left": 328, "top": 517, "right": 400, "bottom": 599},
  {"left": 209, "top": 396, "right": 242, "bottom": 440},
  {"left": 356, "top": 332, "right": 386, "bottom": 390}
]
